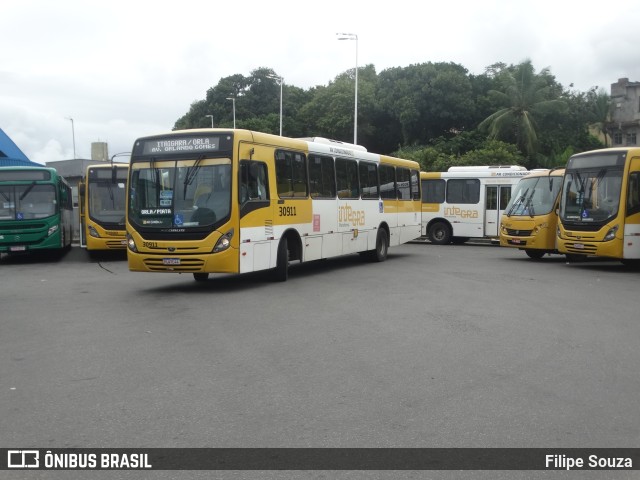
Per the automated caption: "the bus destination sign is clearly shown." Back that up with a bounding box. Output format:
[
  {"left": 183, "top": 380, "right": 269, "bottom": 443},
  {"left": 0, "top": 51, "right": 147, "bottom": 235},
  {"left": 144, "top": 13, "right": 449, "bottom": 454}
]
[{"left": 140, "top": 136, "right": 221, "bottom": 155}]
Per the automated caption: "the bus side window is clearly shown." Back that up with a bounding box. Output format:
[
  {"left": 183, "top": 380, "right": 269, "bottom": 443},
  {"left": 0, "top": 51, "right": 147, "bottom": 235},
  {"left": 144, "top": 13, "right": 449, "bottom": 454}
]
[
  {"left": 422, "top": 179, "right": 445, "bottom": 203},
  {"left": 379, "top": 164, "right": 396, "bottom": 200}
]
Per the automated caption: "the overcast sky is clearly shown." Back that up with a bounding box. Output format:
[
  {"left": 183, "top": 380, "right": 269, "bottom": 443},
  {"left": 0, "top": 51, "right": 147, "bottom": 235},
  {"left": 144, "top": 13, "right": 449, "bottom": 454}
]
[{"left": 2, "top": 0, "right": 639, "bottom": 164}]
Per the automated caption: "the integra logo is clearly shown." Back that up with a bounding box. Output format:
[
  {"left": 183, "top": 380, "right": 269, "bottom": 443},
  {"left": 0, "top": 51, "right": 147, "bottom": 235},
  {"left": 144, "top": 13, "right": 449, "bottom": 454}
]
[{"left": 444, "top": 207, "right": 479, "bottom": 218}]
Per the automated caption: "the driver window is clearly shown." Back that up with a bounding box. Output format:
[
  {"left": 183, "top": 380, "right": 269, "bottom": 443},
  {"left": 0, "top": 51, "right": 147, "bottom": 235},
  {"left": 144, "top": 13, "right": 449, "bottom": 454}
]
[{"left": 240, "top": 161, "right": 269, "bottom": 204}]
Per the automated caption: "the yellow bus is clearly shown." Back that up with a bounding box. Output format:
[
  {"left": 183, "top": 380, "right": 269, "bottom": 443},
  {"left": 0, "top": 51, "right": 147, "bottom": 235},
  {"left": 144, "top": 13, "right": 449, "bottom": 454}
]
[
  {"left": 79, "top": 163, "right": 128, "bottom": 252},
  {"left": 499, "top": 168, "right": 565, "bottom": 259},
  {"left": 420, "top": 166, "right": 528, "bottom": 244},
  {"left": 125, "top": 129, "right": 422, "bottom": 281},
  {"left": 557, "top": 147, "right": 640, "bottom": 265}
]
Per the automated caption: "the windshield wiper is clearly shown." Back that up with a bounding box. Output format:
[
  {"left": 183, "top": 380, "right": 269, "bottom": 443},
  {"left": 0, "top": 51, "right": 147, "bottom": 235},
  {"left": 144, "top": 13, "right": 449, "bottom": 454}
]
[
  {"left": 506, "top": 188, "right": 529, "bottom": 217},
  {"left": 106, "top": 182, "right": 115, "bottom": 207},
  {"left": 183, "top": 155, "right": 205, "bottom": 200},
  {"left": 19, "top": 182, "right": 37, "bottom": 201}
]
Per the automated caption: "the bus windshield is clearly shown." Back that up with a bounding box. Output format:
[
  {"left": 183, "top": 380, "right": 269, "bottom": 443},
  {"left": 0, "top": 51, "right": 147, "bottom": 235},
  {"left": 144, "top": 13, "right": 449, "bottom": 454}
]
[
  {"left": 505, "top": 175, "right": 563, "bottom": 217},
  {"left": 0, "top": 184, "right": 56, "bottom": 220},
  {"left": 560, "top": 167, "right": 623, "bottom": 223},
  {"left": 129, "top": 160, "right": 231, "bottom": 229},
  {"left": 89, "top": 179, "right": 127, "bottom": 226}
]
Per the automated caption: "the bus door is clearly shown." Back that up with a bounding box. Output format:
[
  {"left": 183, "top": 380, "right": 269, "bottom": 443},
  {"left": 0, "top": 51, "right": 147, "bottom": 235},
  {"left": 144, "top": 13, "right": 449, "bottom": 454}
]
[
  {"left": 484, "top": 185, "right": 512, "bottom": 237},
  {"left": 238, "top": 151, "right": 272, "bottom": 273},
  {"left": 78, "top": 180, "right": 86, "bottom": 248},
  {"left": 624, "top": 158, "right": 640, "bottom": 259}
]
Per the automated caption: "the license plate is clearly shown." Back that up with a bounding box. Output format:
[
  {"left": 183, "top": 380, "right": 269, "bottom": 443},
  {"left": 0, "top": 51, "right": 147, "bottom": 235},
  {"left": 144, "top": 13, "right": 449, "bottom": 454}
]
[
  {"left": 10, "top": 245, "right": 26, "bottom": 252},
  {"left": 574, "top": 243, "right": 584, "bottom": 249},
  {"left": 512, "top": 239, "right": 521, "bottom": 244},
  {"left": 163, "top": 258, "right": 181, "bottom": 265}
]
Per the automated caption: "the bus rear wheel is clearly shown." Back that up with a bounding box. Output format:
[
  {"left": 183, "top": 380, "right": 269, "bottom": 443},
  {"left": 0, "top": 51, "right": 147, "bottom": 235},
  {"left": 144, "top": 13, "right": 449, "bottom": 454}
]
[
  {"left": 428, "top": 221, "right": 451, "bottom": 245},
  {"left": 367, "top": 228, "right": 388, "bottom": 262},
  {"left": 193, "top": 273, "right": 209, "bottom": 282},
  {"left": 273, "top": 238, "right": 289, "bottom": 282}
]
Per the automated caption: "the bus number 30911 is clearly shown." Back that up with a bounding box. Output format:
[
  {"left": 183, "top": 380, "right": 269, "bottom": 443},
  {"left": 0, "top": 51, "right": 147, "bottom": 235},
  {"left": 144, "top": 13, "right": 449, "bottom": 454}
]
[{"left": 278, "top": 206, "right": 297, "bottom": 217}]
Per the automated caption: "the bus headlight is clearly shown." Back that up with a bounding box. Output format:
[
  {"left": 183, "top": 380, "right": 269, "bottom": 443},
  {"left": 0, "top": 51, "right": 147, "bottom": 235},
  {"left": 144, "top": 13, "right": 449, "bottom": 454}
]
[
  {"left": 47, "top": 225, "right": 59, "bottom": 236},
  {"left": 213, "top": 229, "right": 234, "bottom": 253},
  {"left": 603, "top": 224, "right": 619, "bottom": 241},
  {"left": 88, "top": 225, "right": 100, "bottom": 238},
  {"left": 126, "top": 233, "right": 138, "bottom": 252}
]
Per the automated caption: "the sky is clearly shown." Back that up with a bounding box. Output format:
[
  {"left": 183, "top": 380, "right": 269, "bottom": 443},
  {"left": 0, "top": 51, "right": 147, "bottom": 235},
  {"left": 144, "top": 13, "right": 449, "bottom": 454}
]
[{"left": 2, "top": 0, "right": 639, "bottom": 165}]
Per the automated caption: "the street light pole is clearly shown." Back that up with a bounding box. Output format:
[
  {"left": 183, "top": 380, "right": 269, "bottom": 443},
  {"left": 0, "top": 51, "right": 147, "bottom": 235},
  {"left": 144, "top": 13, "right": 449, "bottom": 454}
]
[
  {"left": 226, "top": 98, "right": 236, "bottom": 129},
  {"left": 205, "top": 115, "right": 214, "bottom": 128},
  {"left": 267, "top": 74, "right": 284, "bottom": 136},
  {"left": 66, "top": 117, "right": 76, "bottom": 159},
  {"left": 336, "top": 32, "right": 358, "bottom": 144}
]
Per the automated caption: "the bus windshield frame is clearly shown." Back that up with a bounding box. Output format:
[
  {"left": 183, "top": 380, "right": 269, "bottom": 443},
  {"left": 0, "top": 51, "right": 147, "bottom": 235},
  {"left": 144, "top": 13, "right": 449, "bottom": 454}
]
[
  {"left": 0, "top": 183, "right": 57, "bottom": 220},
  {"left": 505, "top": 175, "right": 563, "bottom": 217},
  {"left": 128, "top": 158, "right": 232, "bottom": 233}
]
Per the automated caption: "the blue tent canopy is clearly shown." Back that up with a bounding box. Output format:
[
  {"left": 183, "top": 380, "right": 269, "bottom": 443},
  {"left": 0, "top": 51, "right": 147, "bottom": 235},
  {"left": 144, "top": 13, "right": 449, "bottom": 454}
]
[{"left": 0, "top": 127, "right": 42, "bottom": 167}]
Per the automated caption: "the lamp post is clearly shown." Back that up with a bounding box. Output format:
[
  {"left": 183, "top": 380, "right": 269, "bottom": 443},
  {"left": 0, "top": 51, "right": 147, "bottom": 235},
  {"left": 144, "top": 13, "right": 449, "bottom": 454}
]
[
  {"left": 336, "top": 32, "right": 358, "bottom": 144},
  {"left": 226, "top": 97, "right": 236, "bottom": 129},
  {"left": 205, "top": 115, "right": 214, "bottom": 128},
  {"left": 267, "top": 74, "right": 284, "bottom": 136},
  {"left": 66, "top": 117, "right": 76, "bottom": 159}
]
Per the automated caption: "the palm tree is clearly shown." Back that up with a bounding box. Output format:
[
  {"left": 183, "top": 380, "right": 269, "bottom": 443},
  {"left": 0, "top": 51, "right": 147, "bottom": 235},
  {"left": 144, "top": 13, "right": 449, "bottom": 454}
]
[
  {"left": 479, "top": 60, "right": 565, "bottom": 164},
  {"left": 589, "top": 88, "right": 612, "bottom": 146}
]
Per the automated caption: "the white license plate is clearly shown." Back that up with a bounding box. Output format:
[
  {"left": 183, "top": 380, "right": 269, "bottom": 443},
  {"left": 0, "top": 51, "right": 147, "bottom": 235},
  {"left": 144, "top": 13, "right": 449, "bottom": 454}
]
[
  {"left": 10, "top": 245, "right": 26, "bottom": 252},
  {"left": 163, "top": 258, "right": 181, "bottom": 265},
  {"left": 512, "top": 239, "right": 521, "bottom": 244},
  {"left": 574, "top": 243, "right": 584, "bottom": 249}
]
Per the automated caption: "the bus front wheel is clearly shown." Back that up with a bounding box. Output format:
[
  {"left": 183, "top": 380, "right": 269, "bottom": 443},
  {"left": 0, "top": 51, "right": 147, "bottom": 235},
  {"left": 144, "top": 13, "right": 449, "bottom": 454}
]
[
  {"left": 525, "top": 249, "right": 545, "bottom": 259},
  {"left": 428, "top": 221, "right": 451, "bottom": 245}
]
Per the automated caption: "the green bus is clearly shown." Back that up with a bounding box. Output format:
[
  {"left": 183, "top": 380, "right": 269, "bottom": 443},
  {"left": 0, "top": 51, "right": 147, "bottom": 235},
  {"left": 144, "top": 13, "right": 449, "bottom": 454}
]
[{"left": 0, "top": 166, "right": 73, "bottom": 254}]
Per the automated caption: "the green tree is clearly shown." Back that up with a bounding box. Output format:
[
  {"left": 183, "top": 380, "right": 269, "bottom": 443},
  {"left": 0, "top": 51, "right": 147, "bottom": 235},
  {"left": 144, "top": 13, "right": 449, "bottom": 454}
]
[
  {"left": 478, "top": 60, "right": 566, "bottom": 166},
  {"left": 588, "top": 88, "right": 612, "bottom": 146},
  {"left": 377, "top": 62, "right": 476, "bottom": 147}
]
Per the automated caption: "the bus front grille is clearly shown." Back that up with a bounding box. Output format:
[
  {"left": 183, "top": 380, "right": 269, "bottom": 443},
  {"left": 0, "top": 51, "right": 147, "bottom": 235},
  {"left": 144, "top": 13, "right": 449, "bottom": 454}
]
[
  {"left": 505, "top": 228, "right": 532, "bottom": 236},
  {"left": 564, "top": 242, "right": 598, "bottom": 255},
  {"left": 143, "top": 257, "right": 205, "bottom": 272}
]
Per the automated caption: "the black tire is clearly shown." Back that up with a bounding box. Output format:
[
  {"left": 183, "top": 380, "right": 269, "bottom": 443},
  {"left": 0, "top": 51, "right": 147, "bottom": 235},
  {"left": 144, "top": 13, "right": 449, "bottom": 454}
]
[
  {"left": 193, "top": 273, "right": 209, "bottom": 282},
  {"left": 428, "top": 221, "right": 452, "bottom": 245},
  {"left": 525, "top": 249, "right": 545, "bottom": 259},
  {"left": 273, "top": 237, "right": 289, "bottom": 282},
  {"left": 368, "top": 229, "right": 389, "bottom": 262},
  {"left": 621, "top": 259, "right": 640, "bottom": 269},
  {"left": 451, "top": 237, "right": 469, "bottom": 245}
]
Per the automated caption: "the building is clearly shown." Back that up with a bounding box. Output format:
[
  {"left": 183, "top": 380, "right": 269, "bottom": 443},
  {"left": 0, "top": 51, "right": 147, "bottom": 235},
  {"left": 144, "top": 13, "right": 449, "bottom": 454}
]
[
  {"left": 0, "top": 128, "right": 41, "bottom": 167},
  {"left": 610, "top": 78, "right": 640, "bottom": 147}
]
